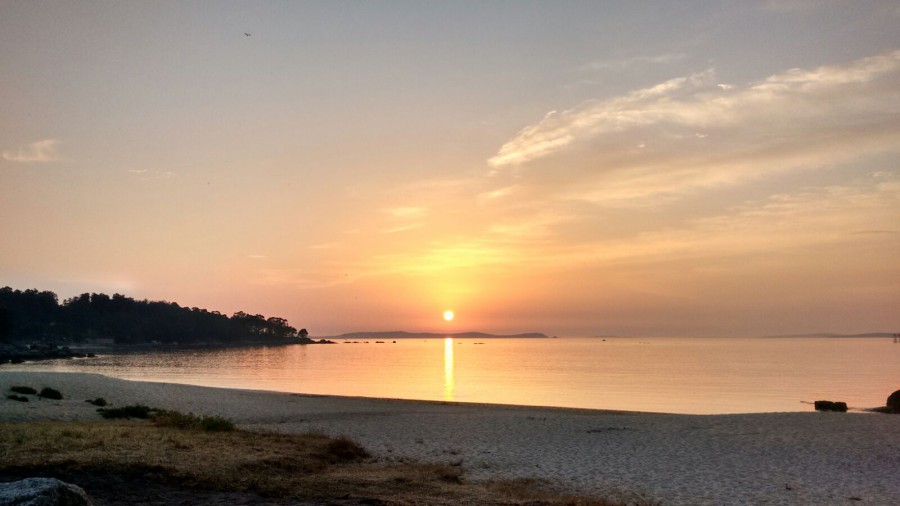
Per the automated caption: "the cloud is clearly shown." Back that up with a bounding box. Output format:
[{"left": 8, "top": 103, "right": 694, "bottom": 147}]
[
  {"left": 760, "top": 0, "right": 841, "bottom": 11},
  {"left": 487, "top": 70, "right": 719, "bottom": 168},
  {"left": 580, "top": 53, "right": 686, "bottom": 72},
  {"left": 309, "top": 242, "right": 340, "bottom": 250},
  {"left": 487, "top": 51, "right": 900, "bottom": 206},
  {"left": 128, "top": 169, "right": 175, "bottom": 181},
  {"left": 386, "top": 207, "right": 427, "bottom": 219},
  {"left": 481, "top": 51, "right": 900, "bottom": 212},
  {"left": 327, "top": 52, "right": 900, "bottom": 296},
  {"left": 2, "top": 139, "right": 63, "bottom": 163}
]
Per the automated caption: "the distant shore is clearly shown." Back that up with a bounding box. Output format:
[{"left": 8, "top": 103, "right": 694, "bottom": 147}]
[
  {"left": 0, "top": 337, "right": 337, "bottom": 365},
  {"left": 2, "top": 371, "right": 899, "bottom": 505},
  {"left": 322, "top": 331, "right": 549, "bottom": 340}
]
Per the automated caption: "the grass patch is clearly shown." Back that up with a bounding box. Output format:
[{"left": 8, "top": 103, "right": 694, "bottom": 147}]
[
  {"left": 38, "top": 387, "right": 63, "bottom": 400},
  {"left": 6, "top": 394, "right": 29, "bottom": 403},
  {"left": 152, "top": 410, "right": 235, "bottom": 432},
  {"left": 97, "top": 405, "right": 235, "bottom": 432},
  {"left": 198, "top": 415, "right": 234, "bottom": 432},
  {"left": 0, "top": 420, "right": 638, "bottom": 505},
  {"left": 9, "top": 386, "right": 37, "bottom": 395},
  {"left": 321, "top": 435, "right": 369, "bottom": 462}
]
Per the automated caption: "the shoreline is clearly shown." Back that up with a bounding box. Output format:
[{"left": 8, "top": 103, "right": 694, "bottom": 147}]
[
  {"left": 0, "top": 338, "right": 338, "bottom": 365},
  {"left": 3, "top": 371, "right": 899, "bottom": 505}
]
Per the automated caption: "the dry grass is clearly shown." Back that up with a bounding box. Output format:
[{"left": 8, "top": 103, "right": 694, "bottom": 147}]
[{"left": 0, "top": 420, "right": 640, "bottom": 505}]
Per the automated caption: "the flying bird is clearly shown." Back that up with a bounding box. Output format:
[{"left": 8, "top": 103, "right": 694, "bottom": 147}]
[{"left": 244, "top": 32, "right": 251, "bottom": 37}]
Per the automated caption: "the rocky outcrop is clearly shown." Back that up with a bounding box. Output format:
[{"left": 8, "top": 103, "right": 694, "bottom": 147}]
[
  {"left": 814, "top": 400, "right": 847, "bottom": 412},
  {"left": 0, "top": 343, "right": 95, "bottom": 365},
  {"left": 0, "top": 477, "right": 92, "bottom": 505},
  {"left": 887, "top": 390, "right": 900, "bottom": 414}
]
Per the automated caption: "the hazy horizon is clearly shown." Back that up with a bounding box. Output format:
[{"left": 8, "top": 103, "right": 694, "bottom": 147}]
[{"left": 2, "top": 1, "right": 899, "bottom": 337}]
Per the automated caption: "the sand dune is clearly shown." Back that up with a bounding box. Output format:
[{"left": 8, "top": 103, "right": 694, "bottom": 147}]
[{"left": 2, "top": 371, "right": 898, "bottom": 505}]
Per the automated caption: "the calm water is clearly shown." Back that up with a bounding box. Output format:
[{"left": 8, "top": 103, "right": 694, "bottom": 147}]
[{"left": 5, "top": 337, "right": 899, "bottom": 414}]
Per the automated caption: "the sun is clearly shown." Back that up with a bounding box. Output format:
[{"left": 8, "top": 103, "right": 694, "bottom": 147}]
[{"left": 443, "top": 310, "right": 455, "bottom": 322}]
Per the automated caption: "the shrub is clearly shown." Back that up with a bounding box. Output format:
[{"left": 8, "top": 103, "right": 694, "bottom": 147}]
[
  {"left": 7, "top": 394, "right": 29, "bottom": 402},
  {"left": 85, "top": 397, "right": 107, "bottom": 407},
  {"left": 152, "top": 410, "right": 235, "bottom": 432},
  {"left": 97, "top": 404, "right": 153, "bottom": 419},
  {"left": 151, "top": 410, "right": 198, "bottom": 429},
  {"left": 10, "top": 386, "right": 37, "bottom": 395},
  {"left": 38, "top": 387, "right": 63, "bottom": 400},
  {"left": 199, "top": 415, "right": 235, "bottom": 432},
  {"left": 322, "top": 436, "right": 369, "bottom": 462}
]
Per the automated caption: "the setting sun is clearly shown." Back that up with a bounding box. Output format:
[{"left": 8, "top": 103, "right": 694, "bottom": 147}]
[{"left": 443, "top": 310, "right": 455, "bottom": 322}]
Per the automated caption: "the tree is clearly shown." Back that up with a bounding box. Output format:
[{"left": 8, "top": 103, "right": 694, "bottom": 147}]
[
  {"left": 1, "top": 286, "right": 304, "bottom": 346},
  {"left": 0, "top": 307, "right": 12, "bottom": 341}
]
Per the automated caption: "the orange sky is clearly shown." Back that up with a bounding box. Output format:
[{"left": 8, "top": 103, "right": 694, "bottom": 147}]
[{"left": 2, "top": 2, "right": 899, "bottom": 336}]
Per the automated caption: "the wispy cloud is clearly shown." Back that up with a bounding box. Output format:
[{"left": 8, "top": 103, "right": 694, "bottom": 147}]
[
  {"left": 488, "top": 51, "right": 900, "bottom": 207},
  {"left": 760, "top": 0, "right": 841, "bottom": 11},
  {"left": 580, "top": 53, "right": 686, "bottom": 72},
  {"left": 317, "top": 51, "right": 900, "bottom": 305},
  {"left": 309, "top": 242, "right": 340, "bottom": 250},
  {"left": 386, "top": 176, "right": 900, "bottom": 277},
  {"left": 386, "top": 207, "right": 427, "bottom": 219},
  {"left": 128, "top": 169, "right": 175, "bottom": 181},
  {"left": 2, "top": 139, "right": 63, "bottom": 163}
]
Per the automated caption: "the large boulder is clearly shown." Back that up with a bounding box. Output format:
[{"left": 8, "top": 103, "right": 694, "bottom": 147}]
[
  {"left": 814, "top": 400, "right": 847, "bottom": 412},
  {"left": 0, "top": 477, "right": 92, "bottom": 506},
  {"left": 887, "top": 390, "right": 900, "bottom": 414}
]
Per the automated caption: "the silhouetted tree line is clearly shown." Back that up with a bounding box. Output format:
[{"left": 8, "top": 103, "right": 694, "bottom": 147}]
[{"left": 0, "top": 287, "right": 301, "bottom": 345}]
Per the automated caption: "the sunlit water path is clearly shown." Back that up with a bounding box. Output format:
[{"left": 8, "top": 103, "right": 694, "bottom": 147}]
[{"left": 5, "top": 337, "right": 898, "bottom": 414}]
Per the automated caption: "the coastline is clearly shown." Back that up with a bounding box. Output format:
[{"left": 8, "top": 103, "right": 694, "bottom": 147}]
[{"left": 3, "top": 371, "right": 899, "bottom": 505}]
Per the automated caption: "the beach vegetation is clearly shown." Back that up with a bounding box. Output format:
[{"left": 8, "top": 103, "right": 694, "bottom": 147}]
[
  {"left": 96, "top": 404, "right": 235, "bottom": 432},
  {"left": 38, "top": 387, "right": 62, "bottom": 400},
  {"left": 6, "top": 394, "right": 29, "bottom": 402},
  {"left": 151, "top": 409, "right": 235, "bottom": 432},
  {"left": 9, "top": 386, "right": 37, "bottom": 395},
  {"left": 0, "top": 419, "right": 637, "bottom": 505},
  {"left": 198, "top": 415, "right": 235, "bottom": 432},
  {"left": 97, "top": 404, "right": 153, "bottom": 419},
  {"left": 85, "top": 397, "right": 107, "bottom": 407},
  {"left": 320, "top": 435, "right": 369, "bottom": 462}
]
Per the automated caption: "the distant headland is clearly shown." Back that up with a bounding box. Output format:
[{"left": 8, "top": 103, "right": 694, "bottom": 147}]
[
  {"left": 323, "top": 331, "right": 549, "bottom": 340},
  {"left": 762, "top": 332, "right": 895, "bottom": 338},
  {"left": 0, "top": 286, "right": 316, "bottom": 364}
]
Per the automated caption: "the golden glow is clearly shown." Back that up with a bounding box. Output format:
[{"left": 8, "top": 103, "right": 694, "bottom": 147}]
[
  {"left": 443, "top": 337, "right": 454, "bottom": 401},
  {"left": 443, "top": 310, "right": 455, "bottom": 321}
]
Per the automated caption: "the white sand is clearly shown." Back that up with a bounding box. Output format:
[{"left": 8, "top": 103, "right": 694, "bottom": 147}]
[{"left": 2, "top": 371, "right": 899, "bottom": 505}]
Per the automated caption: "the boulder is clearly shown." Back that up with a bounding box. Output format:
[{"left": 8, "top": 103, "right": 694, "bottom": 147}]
[
  {"left": 887, "top": 390, "right": 900, "bottom": 414},
  {"left": 814, "top": 400, "right": 848, "bottom": 412},
  {"left": 0, "top": 477, "right": 92, "bottom": 506}
]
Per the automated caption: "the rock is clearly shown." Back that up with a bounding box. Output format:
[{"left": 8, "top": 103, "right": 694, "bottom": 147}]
[
  {"left": 0, "top": 477, "right": 92, "bottom": 505},
  {"left": 814, "top": 400, "right": 848, "bottom": 412},
  {"left": 887, "top": 390, "right": 900, "bottom": 414}
]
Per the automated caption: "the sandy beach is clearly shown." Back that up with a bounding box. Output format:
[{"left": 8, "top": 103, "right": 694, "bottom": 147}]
[{"left": 2, "top": 371, "right": 899, "bottom": 505}]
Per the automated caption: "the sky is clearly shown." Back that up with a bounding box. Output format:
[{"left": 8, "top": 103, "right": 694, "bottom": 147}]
[{"left": 1, "top": 1, "right": 899, "bottom": 337}]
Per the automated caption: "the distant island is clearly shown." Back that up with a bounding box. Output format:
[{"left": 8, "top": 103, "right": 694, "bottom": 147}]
[
  {"left": 762, "top": 332, "right": 896, "bottom": 338},
  {"left": 323, "top": 331, "right": 548, "bottom": 340}
]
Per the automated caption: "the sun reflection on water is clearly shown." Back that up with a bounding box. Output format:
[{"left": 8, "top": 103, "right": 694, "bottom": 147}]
[{"left": 443, "top": 337, "right": 454, "bottom": 401}]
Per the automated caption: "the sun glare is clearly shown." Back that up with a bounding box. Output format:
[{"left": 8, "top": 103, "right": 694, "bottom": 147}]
[{"left": 443, "top": 310, "right": 455, "bottom": 322}]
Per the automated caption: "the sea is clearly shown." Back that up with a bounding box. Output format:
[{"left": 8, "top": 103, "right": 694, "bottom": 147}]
[{"left": 4, "top": 336, "right": 898, "bottom": 414}]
